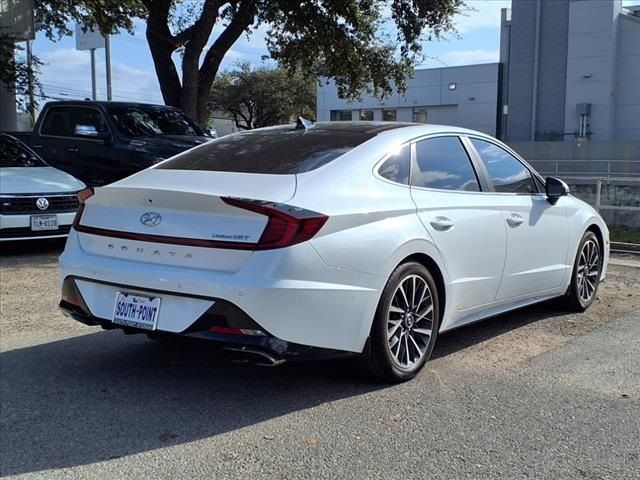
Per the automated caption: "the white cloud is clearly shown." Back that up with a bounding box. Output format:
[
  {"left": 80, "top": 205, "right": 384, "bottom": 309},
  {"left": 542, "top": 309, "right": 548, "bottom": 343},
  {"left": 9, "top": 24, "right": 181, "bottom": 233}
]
[
  {"left": 452, "top": 0, "right": 511, "bottom": 33},
  {"left": 39, "top": 48, "right": 163, "bottom": 104},
  {"left": 441, "top": 48, "right": 500, "bottom": 65}
]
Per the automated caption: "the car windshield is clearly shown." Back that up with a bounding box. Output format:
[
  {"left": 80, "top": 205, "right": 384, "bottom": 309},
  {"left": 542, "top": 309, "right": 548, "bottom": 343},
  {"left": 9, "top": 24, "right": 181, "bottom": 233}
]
[
  {"left": 107, "top": 105, "right": 205, "bottom": 137},
  {"left": 0, "top": 136, "right": 47, "bottom": 168}
]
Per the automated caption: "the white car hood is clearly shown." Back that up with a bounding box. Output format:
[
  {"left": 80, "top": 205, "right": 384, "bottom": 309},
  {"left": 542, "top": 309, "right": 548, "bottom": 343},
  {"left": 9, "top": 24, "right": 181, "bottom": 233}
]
[{"left": 0, "top": 167, "right": 85, "bottom": 194}]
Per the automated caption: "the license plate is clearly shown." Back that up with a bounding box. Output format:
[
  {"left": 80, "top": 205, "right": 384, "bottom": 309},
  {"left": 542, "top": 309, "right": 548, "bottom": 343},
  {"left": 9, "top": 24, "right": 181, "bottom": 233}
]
[
  {"left": 113, "top": 292, "right": 161, "bottom": 330},
  {"left": 31, "top": 215, "right": 58, "bottom": 231}
]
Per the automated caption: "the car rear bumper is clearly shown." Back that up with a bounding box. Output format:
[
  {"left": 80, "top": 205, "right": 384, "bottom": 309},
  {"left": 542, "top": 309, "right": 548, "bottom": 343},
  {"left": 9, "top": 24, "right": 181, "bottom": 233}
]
[
  {"left": 59, "top": 277, "right": 350, "bottom": 363},
  {"left": 59, "top": 230, "right": 385, "bottom": 353},
  {"left": 0, "top": 212, "right": 76, "bottom": 241}
]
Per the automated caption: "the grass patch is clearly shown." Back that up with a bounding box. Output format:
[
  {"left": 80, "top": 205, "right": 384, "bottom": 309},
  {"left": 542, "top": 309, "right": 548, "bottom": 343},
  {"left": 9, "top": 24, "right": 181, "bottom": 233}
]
[{"left": 609, "top": 227, "right": 640, "bottom": 244}]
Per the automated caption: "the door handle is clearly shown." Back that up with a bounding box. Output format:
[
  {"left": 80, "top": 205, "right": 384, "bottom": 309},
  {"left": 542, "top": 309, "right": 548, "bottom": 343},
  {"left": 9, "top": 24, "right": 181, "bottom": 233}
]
[
  {"left": 430, "top": 216, "right": 455, "bottom": 231},
  {"left": 67, "top": 147, "right": 79, "bottom": 153},
  {"left": 31, "top": 144, "right": 43, "bottom": 149},
  {"left": 506, "top": 213, "right": 525, "bottom": 227}
]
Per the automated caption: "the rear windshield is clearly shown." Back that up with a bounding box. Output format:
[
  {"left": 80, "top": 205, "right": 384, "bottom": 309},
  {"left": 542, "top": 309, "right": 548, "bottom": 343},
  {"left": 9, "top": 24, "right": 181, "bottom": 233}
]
[
  {"left": 0, "top": 135, "right": 47, "bottom": 168},
  {"left": 156, "top": 126, "right": 376, "bottom": 174}
]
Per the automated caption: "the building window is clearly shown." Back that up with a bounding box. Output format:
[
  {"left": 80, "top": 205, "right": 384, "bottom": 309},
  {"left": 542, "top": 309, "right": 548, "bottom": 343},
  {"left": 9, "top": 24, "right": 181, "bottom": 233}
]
[
  {"left": 382, "top": 109, "right": 397, "bottom": 121},
  {"left": 448, "top": 82, "right": 457, "bottom": 90},
  {"left": 412, "top": 108, "right": 428, "bottom": 123},
  {"left": 330, "top": 110, "right": 352, "bottom": 121},
  {"left": 359, "top": 110, "right": 374, "bottom": 121}
]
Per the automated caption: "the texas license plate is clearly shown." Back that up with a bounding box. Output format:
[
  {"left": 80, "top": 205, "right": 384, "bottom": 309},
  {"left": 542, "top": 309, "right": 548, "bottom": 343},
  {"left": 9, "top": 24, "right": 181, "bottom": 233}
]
[
  {"left": 30, "top": 215, "right": 58, "bottom": 231},
  {"left": 113, "top": 292, "right": 161, "bottom": 330}
]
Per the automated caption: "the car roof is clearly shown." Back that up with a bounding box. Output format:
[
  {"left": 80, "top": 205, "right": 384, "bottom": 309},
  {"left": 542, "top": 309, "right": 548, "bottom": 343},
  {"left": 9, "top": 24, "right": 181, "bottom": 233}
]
[
  {"left": 247, "top": 121, "right": 492, "bottom": 139},
  {"left": 42, "top": 100, "right": 179, "bottom": 110}
]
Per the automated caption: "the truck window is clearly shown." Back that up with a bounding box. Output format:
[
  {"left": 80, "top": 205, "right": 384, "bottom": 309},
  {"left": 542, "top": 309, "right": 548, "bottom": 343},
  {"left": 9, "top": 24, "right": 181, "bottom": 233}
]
[
  {"left": 107, "top": 105, "right": 204, "bottom": 137},
  {"left": 40, "top": 106, "right": 108, "bottom": 138}
]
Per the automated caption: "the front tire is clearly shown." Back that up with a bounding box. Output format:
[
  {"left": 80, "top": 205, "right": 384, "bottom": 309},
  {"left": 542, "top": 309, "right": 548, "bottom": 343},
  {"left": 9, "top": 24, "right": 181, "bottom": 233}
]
[
  {"left": 564, "top": 231, "right": 602, "bottom": 312},
  {"left": 360, "top": 262, "right": 440, "bottom": 382}
]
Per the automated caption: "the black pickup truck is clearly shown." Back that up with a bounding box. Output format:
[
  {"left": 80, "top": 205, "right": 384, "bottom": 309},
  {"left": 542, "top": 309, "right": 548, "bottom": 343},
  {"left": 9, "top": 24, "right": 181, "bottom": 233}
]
[{"left": 8, "top": 101, "right": 212, "bottom": 186}]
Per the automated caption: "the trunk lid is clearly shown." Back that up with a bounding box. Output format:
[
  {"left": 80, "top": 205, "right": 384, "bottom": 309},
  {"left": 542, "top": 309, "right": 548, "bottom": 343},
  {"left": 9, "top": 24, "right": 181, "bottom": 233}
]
[{"left": 76, "top": 169, "right": 296, "bottom": 272}]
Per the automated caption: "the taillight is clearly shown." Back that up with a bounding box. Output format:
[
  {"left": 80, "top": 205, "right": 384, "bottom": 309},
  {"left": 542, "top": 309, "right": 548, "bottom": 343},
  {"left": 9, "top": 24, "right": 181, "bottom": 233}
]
[
  {"left": 73, "top": 188, "right": 95, "bottom": 229},
  {"left": 222, "top": 197, "right": 328, "bottom": 250},
  {"left": 77, "top": 188, "right": 95, "bottom": 204}
]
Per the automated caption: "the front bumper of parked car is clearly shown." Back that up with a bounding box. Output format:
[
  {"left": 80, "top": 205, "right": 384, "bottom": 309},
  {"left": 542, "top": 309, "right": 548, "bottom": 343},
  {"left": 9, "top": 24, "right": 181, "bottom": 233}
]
[{"left": 0, "top": 212, "right": 77, "bottom": 241}]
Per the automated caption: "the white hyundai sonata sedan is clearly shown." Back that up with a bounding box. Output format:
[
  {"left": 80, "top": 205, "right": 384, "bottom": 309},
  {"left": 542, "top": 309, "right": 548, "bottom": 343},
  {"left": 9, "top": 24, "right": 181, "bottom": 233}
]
[{"left": 59, "top": 122, "right": 609, "bottom": 381}]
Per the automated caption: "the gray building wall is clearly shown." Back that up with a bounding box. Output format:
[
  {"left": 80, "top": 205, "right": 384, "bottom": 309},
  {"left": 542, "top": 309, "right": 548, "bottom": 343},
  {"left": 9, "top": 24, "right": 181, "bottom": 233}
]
[
  {"left": 615, "top": 13, "right": 640, "bottom": 140},
  {"left": 564, "top": 0, "right": 621, "bottom": 141},
  {"left": 316, "top": 63, "right": 500, "bottom": 136},
  {"left": 535, "top": 0, "right": 571, "bottom": 139},
  {"left": 504, "top": 0, "right": 570, "bottom": 141},
  {"left": 504, "top": 0, "right": 640, "bottom": 142},
  {"left": 503, "top": 0, "right": 537, "bottom": 141}
]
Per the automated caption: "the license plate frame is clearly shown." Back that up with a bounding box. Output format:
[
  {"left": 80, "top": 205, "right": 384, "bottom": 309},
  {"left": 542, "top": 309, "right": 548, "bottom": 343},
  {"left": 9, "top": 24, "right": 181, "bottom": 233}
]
[
  {"left": 113, "top": 292, "right": 161, "bottom": 331},
  {"left": 30, "top": 214, "right": 58, "bottom": 231}
]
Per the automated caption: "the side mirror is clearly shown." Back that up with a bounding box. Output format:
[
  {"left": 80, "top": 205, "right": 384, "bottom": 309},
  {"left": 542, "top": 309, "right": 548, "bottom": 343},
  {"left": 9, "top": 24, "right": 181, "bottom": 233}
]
[
  {"left": 545, "top": 177, "right": 570, "bottom": 204},
  {"left": 74, "top": 124, "right": 110, "bottom": 142}
]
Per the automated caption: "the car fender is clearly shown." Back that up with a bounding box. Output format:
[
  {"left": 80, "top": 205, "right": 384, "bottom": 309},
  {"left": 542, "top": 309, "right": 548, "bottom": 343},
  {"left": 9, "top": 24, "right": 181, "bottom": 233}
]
[{"left": 564, "top": 196, "right": 610, "bottom": 281}]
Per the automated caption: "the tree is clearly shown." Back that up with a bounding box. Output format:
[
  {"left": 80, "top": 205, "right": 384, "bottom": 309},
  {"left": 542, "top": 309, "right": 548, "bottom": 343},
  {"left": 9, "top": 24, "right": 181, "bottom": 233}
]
[
  {"left": 0, "top": 35, "right": 44, "bottom": 115},
  {"left": 210, "top": 63, "right": 315, "bottom": 129},
  {"left": 12, "top": 0, "right": 463, "bottom": 125}
]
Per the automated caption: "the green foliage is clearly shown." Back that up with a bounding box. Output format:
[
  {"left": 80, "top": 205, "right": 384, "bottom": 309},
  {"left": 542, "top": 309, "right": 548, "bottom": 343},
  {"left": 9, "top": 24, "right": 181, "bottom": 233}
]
[
  {"left": 261, "top": 0, "right": 463, "bottom": 101},
  {"left": 35, "top": 0, "right": 143, "bottom": 38},
  {"left": 0, "top": 35, "right": 44, "bottom": 114},
  {"left": 609, "top": 227, "right": 640, "bottom": 245},
  {"left": 12, "top": 0, "right": 463, "bottom": 124},
  {"left": 210, "top": 63, "right": 316, "bottom": 129}
]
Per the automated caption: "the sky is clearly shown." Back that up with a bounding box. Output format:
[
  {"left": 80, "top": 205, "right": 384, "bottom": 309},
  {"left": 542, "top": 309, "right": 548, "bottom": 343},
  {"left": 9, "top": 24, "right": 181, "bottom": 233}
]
[{"left": 24, "top": 0, "right": 628, "bottom": 106}]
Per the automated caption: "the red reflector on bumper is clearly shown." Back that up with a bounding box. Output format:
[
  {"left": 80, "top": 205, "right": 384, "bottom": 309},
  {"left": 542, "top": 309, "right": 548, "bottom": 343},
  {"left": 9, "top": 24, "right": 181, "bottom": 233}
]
[
  {"left": 209, "top": 326, "right": 244, "bottom": 335},
  {"left": 209, "top": 326, "right": 266, "bottom": 336}
]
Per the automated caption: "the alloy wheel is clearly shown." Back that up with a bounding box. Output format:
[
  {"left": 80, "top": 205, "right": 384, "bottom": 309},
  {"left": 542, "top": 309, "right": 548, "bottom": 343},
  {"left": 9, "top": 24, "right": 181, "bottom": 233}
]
[
  {"left": 386, "top": 274, "right": 434, "bottom": 369},
  {"left": 577, "top": 239, "right": 600, "bottom": 303}
]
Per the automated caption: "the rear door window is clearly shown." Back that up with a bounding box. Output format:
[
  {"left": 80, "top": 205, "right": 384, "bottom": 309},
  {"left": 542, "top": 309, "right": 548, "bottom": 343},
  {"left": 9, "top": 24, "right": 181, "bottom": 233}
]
[
  {"left": 470, "top": 138, "right": 536, "bottom": 194},
  {"left": 412, "top": 136, "right": 480, "bottom": 191}
]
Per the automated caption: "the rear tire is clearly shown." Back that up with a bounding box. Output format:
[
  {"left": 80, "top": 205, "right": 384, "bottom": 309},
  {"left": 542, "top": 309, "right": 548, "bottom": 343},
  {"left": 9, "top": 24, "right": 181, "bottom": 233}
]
[
  {"left": 563, "top": 231, "right": 602, "bottom": 312},
  {"left": 359, "top": 262, "right": 440, "bottom": 382}
]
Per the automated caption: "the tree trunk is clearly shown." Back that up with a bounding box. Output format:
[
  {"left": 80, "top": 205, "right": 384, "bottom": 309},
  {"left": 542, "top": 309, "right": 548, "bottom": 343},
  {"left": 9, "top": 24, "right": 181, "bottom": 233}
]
[
  {"left": 144, "top": 0, "right": 256, "bottom": 126},
  {"left": 145, "top": 1, "right": 182, "bottom": 108}
]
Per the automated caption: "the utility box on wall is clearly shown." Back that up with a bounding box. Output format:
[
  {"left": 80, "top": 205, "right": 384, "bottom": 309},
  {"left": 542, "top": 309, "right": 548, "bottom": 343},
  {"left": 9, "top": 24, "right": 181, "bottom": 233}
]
[{"left": 577, "top": 103, "right": 591, "bottom": 115}]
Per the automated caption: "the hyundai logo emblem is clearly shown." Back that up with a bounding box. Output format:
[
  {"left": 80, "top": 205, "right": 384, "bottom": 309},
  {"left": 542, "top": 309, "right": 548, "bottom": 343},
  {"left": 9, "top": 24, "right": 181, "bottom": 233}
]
[
  {"left": 36, "top": 197, "right": 49, "bottom": 210},
  {"left": 140, "top": 212, "right": 162, "bottom": 227}
]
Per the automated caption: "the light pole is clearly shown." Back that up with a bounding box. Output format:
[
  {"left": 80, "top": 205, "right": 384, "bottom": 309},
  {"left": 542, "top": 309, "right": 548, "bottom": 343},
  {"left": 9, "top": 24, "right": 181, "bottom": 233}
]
[
  {"left": 90, "top": 48, "right": 97, "bottom": 100},
  {"left": 104, "top": 34, "right": 112, "bottom": 101}
]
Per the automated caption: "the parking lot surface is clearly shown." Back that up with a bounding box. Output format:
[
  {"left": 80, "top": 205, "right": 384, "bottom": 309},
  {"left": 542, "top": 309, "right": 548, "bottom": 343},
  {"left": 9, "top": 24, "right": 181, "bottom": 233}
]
[{"left": 1, "top": 240, "right": 639, "bottom": 479}]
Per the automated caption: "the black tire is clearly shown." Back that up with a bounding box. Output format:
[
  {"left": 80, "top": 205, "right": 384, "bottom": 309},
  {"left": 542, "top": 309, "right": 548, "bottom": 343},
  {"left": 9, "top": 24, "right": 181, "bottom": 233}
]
[
  {"left": 563, "top": 231, "right": 602, "bottom": 312},
  {"left": 359, "top": 262, "right": 440, "bottom": 382}
]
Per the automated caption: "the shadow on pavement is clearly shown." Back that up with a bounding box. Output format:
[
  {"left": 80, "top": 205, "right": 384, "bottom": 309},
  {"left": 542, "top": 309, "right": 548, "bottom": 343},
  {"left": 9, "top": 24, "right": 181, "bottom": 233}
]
[
  {"left": 432, "top": 299, "right": 570, "bottom": 360},
  {"left": 0, "top": 238, "right": 66, "bottom": 265},
  {"left": 0, "top": 331, "right": 385, "bottom": 476},
  {"left": 0, "top": 299, "right": 570, "bottom": 476}
]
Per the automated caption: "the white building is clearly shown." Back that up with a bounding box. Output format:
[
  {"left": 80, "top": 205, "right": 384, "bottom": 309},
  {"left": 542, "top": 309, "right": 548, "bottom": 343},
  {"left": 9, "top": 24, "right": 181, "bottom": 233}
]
[{"left": 316, "top": 63, "right": 502, "bottom": 136}]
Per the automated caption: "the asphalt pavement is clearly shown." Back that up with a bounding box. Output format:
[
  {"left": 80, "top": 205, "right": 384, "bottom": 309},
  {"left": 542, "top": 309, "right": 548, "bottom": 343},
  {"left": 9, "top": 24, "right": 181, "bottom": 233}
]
[
  {"left": 1, "top": 242, "right": 639, "bottom": 479},
  {"left": 1, "top": 310, "right": 639, "bottom": 479}
]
